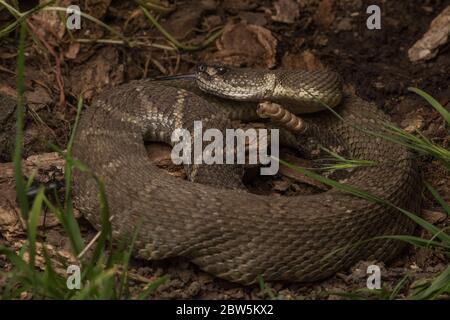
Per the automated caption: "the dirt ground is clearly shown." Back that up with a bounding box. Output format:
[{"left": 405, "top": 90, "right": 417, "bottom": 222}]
[{"left": 0, "top": 0, "right": 449, "bottom": 299}]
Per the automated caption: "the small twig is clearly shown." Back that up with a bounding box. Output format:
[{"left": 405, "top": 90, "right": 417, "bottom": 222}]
[
  {"left": 0, "top": 64, "right": 16, "bottom": 74},
  {"left": 139, "top": 0, "right": 175, "bottom": 13},
  {"left": 138, "top": 3, "right": 224, "bottom": 51},
  {"left": 0, "top": 0, "right": 55, "bottom": 38},
  {"left": 26, "top": 19, "right": 66, "bottom": 111},
  {"left": 77, "top": 215, "right": 115, "bottom": 260},
  {"left": 75, "top": 38, "right": 175, "bottom": 51},
  {"left": 0, "top": 0, "right": 21, "bottom": 17},
  {"left": 0, "top": 65, "right": 54, "bottom": 96},
  {"left": 43, "top": 6, "right": 130, "bottom": 45},
  {"left": 150, "top": 58, "right": 167, "bottom": 74},
  {"left": 115, "top": 265, "right": 153, "bottom": 284},
  {"left": 143, "top": 56, "right": 151, "bottom": 78},
  {"left": 173, "top": 53, "right": 181, "bottom": 74}
]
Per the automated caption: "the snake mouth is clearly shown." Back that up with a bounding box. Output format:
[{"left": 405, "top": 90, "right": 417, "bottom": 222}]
[
  {"left": 196, "top": 77, "right": 258, "bottom": 101},
  {"left": 152, "top": 74, "right": 197, "bottom": 81}
]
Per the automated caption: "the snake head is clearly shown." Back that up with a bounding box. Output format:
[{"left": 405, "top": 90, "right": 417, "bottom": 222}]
[{"left": 195, "top": 63, "right": 275, "bottom": 101}]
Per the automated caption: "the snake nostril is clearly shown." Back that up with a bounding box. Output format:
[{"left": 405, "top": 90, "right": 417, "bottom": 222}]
[{"left": 197, "top": 63, "right": 207, "bottom": 73}]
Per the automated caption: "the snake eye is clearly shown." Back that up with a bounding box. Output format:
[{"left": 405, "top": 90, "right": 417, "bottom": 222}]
[
  {"left": 197, "top": 63, "right": 207, "bottom": 73},
  {"left": 216, "top": 65, "right": 227, "bottom": 75}
]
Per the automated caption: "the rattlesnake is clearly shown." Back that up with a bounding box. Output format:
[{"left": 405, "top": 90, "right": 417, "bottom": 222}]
[{"left": 72, "top": 64, "right": 421, "bottom": 284}]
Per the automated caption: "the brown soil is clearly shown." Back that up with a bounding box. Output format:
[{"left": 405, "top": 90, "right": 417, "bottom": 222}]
[{"left": 0, "top": 0, "right": 449, "bottom": 299}]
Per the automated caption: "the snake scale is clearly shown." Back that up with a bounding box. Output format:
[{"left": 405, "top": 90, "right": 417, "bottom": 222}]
[{"left": 72, "top": 64, "right": 421, "bottom": 284}]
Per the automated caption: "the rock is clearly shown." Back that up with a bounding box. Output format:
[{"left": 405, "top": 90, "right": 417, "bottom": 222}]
[
  {"left": 335, "top": 18, "right": 353, "bottom": 32},
  {"left": 408, "top": 5, "right": 450, "bottom": 62},
  {"left": 400, "top": 114, "right": 425, "bottom": 132}
]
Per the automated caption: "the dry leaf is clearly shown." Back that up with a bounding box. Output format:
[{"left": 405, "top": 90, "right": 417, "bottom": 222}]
[
  {"left": 281, "top": 50, "right": 325, "bottom": 70},
  {"left": 314, "top": 0, "right": 335, "bottom": 28},
  {"left": 272, "top": 179, "right": 291, "bottom": 192},
  {"left": 222, "top": 0, "right": 258, "bottom": 12},
  {"left": 84, "top": 0, "right": 112, "bottom": 19},
  {"left": 162, "top": 3, "right": 205, "bottom": 39},
  {"left": 422, "top": 209, "right": 448, "bottom": 224},
  {"left": 69, "top": 47, "right": 124, "bottom": 100},
  {"left": 214, "top": 22, "right": 277, "bottom": 68}
]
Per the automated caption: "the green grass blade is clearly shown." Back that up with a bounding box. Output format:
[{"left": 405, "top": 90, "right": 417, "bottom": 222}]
[
  {"left": 42, "top": 197, "right": 84, "bottom": 257},
  {"left": 72, "top": 268, "right": 116, "bottom": 300},
  {"left": 0, "top": 0, "right": 21, "bottom": 17},
  {"left": 67, "top": 96, "right": 83, "bottom": 153},
  {"left": 136, "top": 275, "right": 169, "bottom": 300},
  {"left": 27, "top": 187, "right": 45, "bottom": 270},
  {"left": 138, "top": 2, "right": 223, "bottom": 51},
  {"left": 382, "top": 123, "right": 450, "bottom": 169},
  {"left": 0, "top": 0, "right": 55, "bottom": 39},
  {"left": 409, "top": 87, "right": 450, "bottom": 125},
  {"left": 13, "top": 21, "right": 28, "bottom": 219},
  {"left": 41, "top": 246, "right": 66, "bottom": 299},
  {"left": 389, "top": 274, "right": 409, "bottom": 300},
  {"left": 329, "top": 291, "right": 369, "bottom": 300},
  {"left": 80, "top": 177, "right": 112, "bottom": 281},
  {"left": 92, "top": 179, "right": 112, "bottom": 260},
  {"left": 374, "top": 235, "right": 449, "bottom": 251},
  {"left": 62, "top": 96, "right": 85, "bottom": 254},
  {"left": 395, "top": 207, "right": 450, "bottom": 244},
  {"left": 43, "top": 97, "right": 85, "bottom": 255},
  {"left": 411, "top": 266, "right": 450, "bottom": 300},
  {"left": 425, "top": 182, "right": 450, "bottom": 216},
  {"left": 0, "top": 247, "right": 34, "bottom": 279},
  {"left": 278, "top": 158, "right": 450, "bottom": 244},
  {"left": 278, "top": 158, "right": 383, "bottom": 203},
  {"left": 118, "top": 221, "right": 142, "bottom": 299}
]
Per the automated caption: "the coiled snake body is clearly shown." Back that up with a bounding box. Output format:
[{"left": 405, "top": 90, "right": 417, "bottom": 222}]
[{"left": 73, "top": 64, "right": 421, "bottom": 284}]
